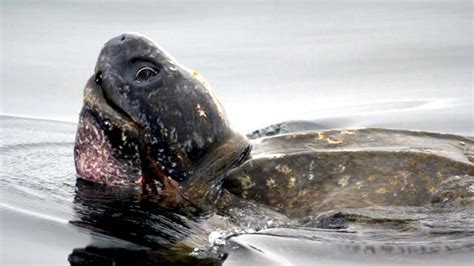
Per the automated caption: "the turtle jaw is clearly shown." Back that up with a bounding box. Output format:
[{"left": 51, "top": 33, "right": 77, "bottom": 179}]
[
  {"left": 81, "top": 75, "right": 185, "bottom": 190},
  {"left": 75, "top": 77, "right": 188, "bottom": 209}
]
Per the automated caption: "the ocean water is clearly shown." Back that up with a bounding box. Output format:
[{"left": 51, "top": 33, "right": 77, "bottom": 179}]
[
  {"left": 1, "top": 0, "right": 473, "bottom": 265},
  {"left": 2, "top": 116, "right": 473, "bottom": 265}
]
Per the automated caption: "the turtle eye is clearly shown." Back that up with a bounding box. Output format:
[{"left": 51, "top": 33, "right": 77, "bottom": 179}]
[{"left": 135, "top": 66, "right": 158, "bottom": 82}]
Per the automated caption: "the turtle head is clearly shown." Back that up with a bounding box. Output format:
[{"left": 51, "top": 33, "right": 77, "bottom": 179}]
[{"left": 74, "top": 33, "right": 249, "bottom": 206}]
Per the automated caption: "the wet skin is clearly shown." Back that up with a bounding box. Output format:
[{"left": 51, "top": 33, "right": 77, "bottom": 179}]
[
  {"left": 74, "top": 33, "right": 249, "bottom": 208},
  {"left": 224, "top": 129, "right": 474, "bottom": 218},
  {"left": 75, "top": 33, "right": 474, "bottom": 216}
]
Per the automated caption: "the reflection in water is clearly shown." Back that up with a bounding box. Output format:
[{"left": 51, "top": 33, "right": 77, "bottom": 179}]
[
  {"left": 68, "top": 246, "right": 220, "bottom": 266},
  {"left": 69, "top": 179, "right": 226, "bottom": 264},
  {"left": 71, "top": 179, "right": 195, "bottom": 249}
]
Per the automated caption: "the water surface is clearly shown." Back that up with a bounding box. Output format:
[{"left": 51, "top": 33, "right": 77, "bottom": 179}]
[
  {"left": 1, "top": 116, "right": 473, "bottom": 265},
  {"left": 1, "top": 0, "right": 473, "bottom": 265}
]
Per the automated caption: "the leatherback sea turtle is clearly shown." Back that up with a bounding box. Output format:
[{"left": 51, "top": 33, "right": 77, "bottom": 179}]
[{"left": 74, "top": 33, "right": 474, "bottom": 220}]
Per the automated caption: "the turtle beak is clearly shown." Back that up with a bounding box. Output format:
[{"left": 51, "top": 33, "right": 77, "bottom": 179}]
[{"left": 83, "top": 74, "right": 138, "bottom": 131}]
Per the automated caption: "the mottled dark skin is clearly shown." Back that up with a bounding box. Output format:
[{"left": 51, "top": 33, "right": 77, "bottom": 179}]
[
  {"left": 75, "top": 33, "right": 474, "bottom": 217},
  {"left": 224, "top": 129, "right": 474, "bottom": 218},
  {"left": 74, "top": 33, "right": 249, "bottom": 208}
]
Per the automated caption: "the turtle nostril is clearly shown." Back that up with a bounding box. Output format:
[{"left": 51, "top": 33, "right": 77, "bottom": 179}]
[{"left": 121, "top": 35, "right": 126, "bottom": 41}]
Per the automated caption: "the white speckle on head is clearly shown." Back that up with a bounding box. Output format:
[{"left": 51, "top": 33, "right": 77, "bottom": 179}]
[{"left": 196, "top": 104, "right": 207, "bottom": 118}]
